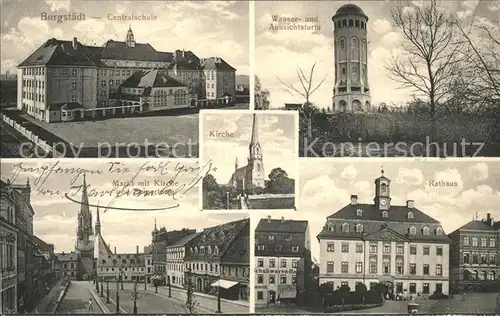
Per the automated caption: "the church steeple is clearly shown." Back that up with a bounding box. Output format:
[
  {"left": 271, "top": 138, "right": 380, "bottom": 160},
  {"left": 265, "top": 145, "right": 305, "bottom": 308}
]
[
  {"left": 95, "top": 202, "right": 101, "bottom": 236},
  {"left": 235, "top": 157, "right": 238, "bottom": 170},
  {"left": 249, "top": 114, "right": 262, "bottom": 161},
  {"left": 126, "top": 25, "right": 136, "bottom": 48},
  {"left": 77, "top": 174, "right": 92, "bottom": 243},
  {"left": 374, "top": 167, "right": 391, "bottom": 211}
]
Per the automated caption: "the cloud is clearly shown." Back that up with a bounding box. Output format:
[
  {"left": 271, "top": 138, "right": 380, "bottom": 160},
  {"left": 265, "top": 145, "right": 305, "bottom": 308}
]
[
  {"left": 45, "top": 0, "right": 70, "bottom": 11},
  {"left": 488, "top": 1, "right": 500, "bottom": 11},
  {"left": 340, "top": 165, "right": 357, "bottom": 180},
  {"left": 372, "top": 19, "right": 392, "bottom": 34},
  {"left": 396, "top": 168, "right": 423, "bottom": 186},
  {"left": 470, "top": 162, "right": 489, "bottom": 181}
]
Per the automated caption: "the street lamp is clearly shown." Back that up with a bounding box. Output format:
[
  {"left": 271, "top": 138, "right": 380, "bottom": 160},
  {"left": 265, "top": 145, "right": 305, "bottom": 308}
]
[
  {"left": 168, "top": 277, "right": 172, "bottom": 298},
  {"left": 116, "top": 272, "right": 123, "bottom": 314},
  {"left": 95, "top": 274, "right": 99, "bottom": 293},
  {"left": 100, "top": 277, "right": 103, "bottom": 298},
  {"left": 121, "top": 272, "right": 124, "bottom": 290},
  {"left": 132, "top": 281, "right": 138, "bottom": 314},
  {"left": 215, "top": 281, "right": 222, "bottom": 314},
  {"left": 106, "top": 279, "right": 110, "bottom": 303}
]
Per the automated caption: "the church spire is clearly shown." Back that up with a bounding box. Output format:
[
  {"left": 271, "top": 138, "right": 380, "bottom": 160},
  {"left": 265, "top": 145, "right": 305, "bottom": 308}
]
[
  {"left": 80, "top": 173, "right": 89, "bottom": 215},
  {"left": 248, "top": 114, "right": 262, "bottom": 161},
  {"left": 250, "top": 113, "right": 259, "bottom": 145},
  {"left": 235, "top": 157, "right": 238, "bottom": 170},
  {"left": 126, "top": 25, "right": 136, "bottom": 48},
  {"left": 95, "top": 202, "right": 101, "bottom": 236}
]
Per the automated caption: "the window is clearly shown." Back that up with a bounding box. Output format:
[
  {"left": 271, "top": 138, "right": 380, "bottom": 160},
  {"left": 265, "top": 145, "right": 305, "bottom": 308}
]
[
  {"left": 257, "top": 274, "right": 263, "bottom": 284},
  {"left": 327, "top": 243, "right": 335, "bottom": 252},
  {"left": 436, "top": 227, "right": 443, "bottom": 235},
  {"left": 356, "top": 209, "right": 362, "bottom": 217},
  {"left": 481, "top": 254, "right": 487, "bottom": 264},
  {"left": 396, "top": 259, "right": 403, "bottom": 274},
  {"left": 464, "top": 236, "right": 470, "bottom": 246},
  {"left": 463, "top": 252, "right": 470, "bottom": 263},
  {"left": 473, "top": 253, "right": 479, "bottom": 264},
  {"left": 292, "top": 246, "right": 299, "bottom": 252},
  {"left": 257, "top": 291, "right": 263, "bottom": 301},
  {"left": 328, "top": 225, "right": 334, "bottom": 232},
  {"left": 269, "top": 259, "right": 275, "bottom": 268},
  {"left": 356, "top": 224, "right": 363, "bottom": 233},
  {"left": 407, "top": 211, "right": 414, "bottom": 219},
  {"left": 490, "top": 254, "right": 496, "bottom": 264},
  {"left": 281, "top": 259, "right": 287, "bottom": 268},
  {"left": 423, "top": 227, "right": 430, "bottom": 236},
  {"left": 269, "top": 275, "right": 275, "bottom": 284},
  {"left": 382, "top": 211, "right": 388, "bottom": 218},
  {"left": 280, "top": 275, "right": 287, "bottom": 284},
  {"left": 409, "top": 226, "right": 417, "bottom": 235},
  {"left": 481, "top": 238, "right": 487, "bottom": 247},
  {"left": 396, "top": 244, "right": 404, "bottom": 254},
  {"left": 356, "top": 262, "right": 363, "bottom": 273},
  {"left": 436, "top": 247, "right": 443, "bottom": 256},
  {"left": 72, "top": 69, "right": 77, "bottom": 76},
  {"left": 423, "top": 283, "right": 429, "bottom": 294},
  {"left": 423, "top": 264, "right": 429, "bottom": 275},
  {"left": 268, "top": 235, "right": 274, "bottom": 241},
  {"left": 257, "top": 259, "right": 263, "bottom": 267},
  {"left": 292, "top": 275, "right": 297, "bottom": 285},
  {"left": 348, "top": 19, "right": 353, "bottom": 27},
  {"left": 436, "top": 264, "right": 442, "bottom": 275},
  {"left": 342, "top": 223, "right": 349, "bottom": 233},
  {"left": 472, "top": 237, "right": 478, "bottom": 247},
  {"left": 490, "top": 238, "right": 496, "bottom": 248},
  {"left": 71, "top": 95, "right": 76, "bottom": 102},
  {"left": 370, "top": 244, "right": 377, "bottom": 253},
  {"left": 369, "top": 258, "right": 377, "bottom": 273},
  {"left": 341, "top": 262, "right": 348, "bottom": 273},
  {"left": 423, "top": 246, "right": 430, "bottom": 255},
  {"left": 356, "top": 243, "right": 363, "bottom": 253},
  {"left": 71, "top": 82, "right": 76, "bottom": 90},
  {"left": 383, "top": 259, "right": 390, "bottom": 274},
  {"left": 292, "top": 260, "right": 298, "bottom": 268},
  {"left": 327, "top": 261, "right": 334, "bottom": 273},
  {"left": 410, "top": 263, "right": 416, "bottom": 275},
  {"left": 341, "top": 243, "right": 349, "bottom": 253},
  {"left": 342, "top": 19, "right": 347, "bottom": 27},
  {"left": 355, "top": 20, "right": 360, "bottom": 27},
  {"left": 383, "top": 244, "right": 391, "bottom": 253},
  {"left": 257, "top": 245, "right": 264, "bottom": 251},
  {"left": 409, "top": 283, "right": 416, "bottom": 294}
]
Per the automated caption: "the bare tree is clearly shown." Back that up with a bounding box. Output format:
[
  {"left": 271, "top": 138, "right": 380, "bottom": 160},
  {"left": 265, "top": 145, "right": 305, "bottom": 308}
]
[
  {"left": 387, "top": 0, "right": 467, "bottom": 155},
  {"left": 277, "top": 62, "right": 327, "bottom": 138}
]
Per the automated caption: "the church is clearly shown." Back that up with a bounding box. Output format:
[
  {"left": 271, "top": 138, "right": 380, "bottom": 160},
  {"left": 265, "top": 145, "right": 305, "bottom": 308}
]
[
  {"left": 71, "top": 174, "right": 146, "bottom": 282},
  {"left": 228, "top": 114, "right": 266, "bottom": 193}
]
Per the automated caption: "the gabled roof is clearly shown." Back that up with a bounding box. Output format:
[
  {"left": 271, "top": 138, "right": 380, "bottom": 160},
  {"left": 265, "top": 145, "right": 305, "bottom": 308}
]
[
  {"left": 94, "top": 233, "right": 113, "bottom": 258},
  {"left": 119, "top": 69, "right": 186, "bottom": 90},
  {"left": 327, "top": 203, "right": 440, "bottom": 223},
  {"left": 201, "top": 57, "right": 236, "bottom": 71},
  {"left": 227, "top": 165, "right": 249, "bottom": 185},
  {"left": 256, "top": 218, "right": 308, "bottom": 233},
  {"left": 56, "top": 252, "right": 78, "bottom": 262},
  {"left": 95, "top": 40, "right": 171, "bottom": 62},
  {"left": 364, "top": 226, "right": 409, "bottom": 242},
  {"left": 255, "top": 218, "right": 309, "bottom": 257},
  {"left": 167, "top": 232, "right": 200, "bottom": 248},
  {"left": 221, "top": 220, "right": 249, "bottom": 264},
  {"left": 33, "top": 235, "right": 53, "bottom": 253},
  {"left": 454, "top": 220, "right": 498, "bottom": 232}
]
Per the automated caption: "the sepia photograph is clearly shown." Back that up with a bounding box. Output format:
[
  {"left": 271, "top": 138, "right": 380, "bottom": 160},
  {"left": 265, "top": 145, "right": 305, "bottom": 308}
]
[
  {"left": 0, "top": 0, "right": 250, "bottom": 158},
  {"left": 254, "top": 0, "right": 500, "bottom": 157},
  {"left": 200, "top": 110, "right": 298, "bottom": 211},
  {"left": 252, "top": 159, "right": 500, "bottom": 314},
  {"left": 0, "top": 159, "right": 250, "bottom": 314}
]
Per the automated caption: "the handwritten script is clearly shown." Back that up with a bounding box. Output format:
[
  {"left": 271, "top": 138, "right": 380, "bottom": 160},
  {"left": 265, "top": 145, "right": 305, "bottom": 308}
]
[{"left": 8, "top": 160, "right": 217, "bottom": 212}]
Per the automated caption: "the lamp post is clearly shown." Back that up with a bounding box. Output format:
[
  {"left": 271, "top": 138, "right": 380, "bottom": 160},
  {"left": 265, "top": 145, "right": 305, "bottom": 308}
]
[
  {"left": 95, "top": 274, "right": 99, "bottom": 293},
  {"left": 116, "top": 274, "right": 120, "bottom": 314},
  {"left": 106, "top": 280, "right": 109, "bottom": 303},
  {"left": 216, "top": 281, "right": 222, "bottom": 313},
  {"left": 121, "top": 272, "right": 124, "bottom": 290},
  {"left": 168, "top": 277, "right": 172, "bottom": 298},
  {"left": 100, "top": 277, "right": 103, "bottom": 298},
  {"left": 132, "top": 281, "right": 138, "bottom": 314}
]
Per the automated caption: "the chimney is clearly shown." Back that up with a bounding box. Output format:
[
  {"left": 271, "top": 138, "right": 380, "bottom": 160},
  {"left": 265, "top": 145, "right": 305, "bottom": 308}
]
[
  {"left": 136, "top": 245, "right": 139, "bottom": 254},
  {"left": 406, "top": 200, "right": 415, "bottom": 209},
  {"left": 267, "top": 215, "right": 271, "bottom": 223},
  {"left": 281, "top": 216, "right": 285, "bottom": 223},
  {"left": 72, "top": 37, "right": 77, "bottom": 50},
  {"left": 351, "top": 195, "right": 358, "bottom": 205},
  {"left": 114, "top": 246, "right": 116, "bottom": 254},
  {"left": 487, "top": 213, "right": 492, "bottom": 226}
]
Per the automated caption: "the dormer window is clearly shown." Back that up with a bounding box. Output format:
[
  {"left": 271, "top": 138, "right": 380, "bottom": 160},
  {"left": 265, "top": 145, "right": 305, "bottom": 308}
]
[
  {"left": 356, "top": 209, "right": 363, "bottom": 217},
  {"left": 342, "top": 223, "right": 349, "bottom": 233},
  {"left": 409, "top": 226, "right": 417, "bottom": 235},
  {"left": 328, "top": 225, "right": 334, "bottom": 232},
  {"left": 407, "top": 211, "right": 414, "bottom": 220},
  {"left": 436, "top": 227, "right": 443, "bottom": 236},
  {"left": 423, "top": 227, "right": 430, "bottom": 236},
  {"left": 257, "top": 245, "right": 265, "bottom": 251},
  {"left": 269, "top": 235, "right": 274, "bottom": 240},
  {"left": 276, "top": 245, "right": 283, "bottom": 251},
  {"left": 214, "top": 246, "right": 219, "bottom": 254},
  {"left": 356, "top": 224, "right": 363, "bottom": 233},
  {"left": 207, "top": 245, "right": 212, "bottom": 255},
  {"left": 220, "top": 231, "right": 225, "bottom": 238},
  {"left": 292, "top": 246, "right": 299, "bottom": 252},
  {"left": 382, "top": 211, "right": 388, "bottom": 218}
]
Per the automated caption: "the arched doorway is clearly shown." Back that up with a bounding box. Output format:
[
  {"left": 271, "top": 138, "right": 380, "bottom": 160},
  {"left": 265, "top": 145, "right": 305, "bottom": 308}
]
[
  {"left": 381, "top": 281, "right": 394, "bottom": 299},
  {"left": 353, "top": 100, "right": 362, "bottom": 111},
  {"left": 196, "top": 278, "right": 203, "bottom": 292},
  {"left": 463, "top": 270, "right": 470, "bottom": 280},
  {"left": 339, "top": 100, "right": 347, "bottom": 112},
  {"left": 269, "top": 290, "right": 276, "bottom": 304},
  {"left": 365, "top": 101, "right": 371, "bottom": 111}
]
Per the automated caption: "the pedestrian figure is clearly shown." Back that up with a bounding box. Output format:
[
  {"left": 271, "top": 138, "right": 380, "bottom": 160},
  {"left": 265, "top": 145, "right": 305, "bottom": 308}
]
[{"left": 88, "top": 298, "right": 93, "bottom": 311}]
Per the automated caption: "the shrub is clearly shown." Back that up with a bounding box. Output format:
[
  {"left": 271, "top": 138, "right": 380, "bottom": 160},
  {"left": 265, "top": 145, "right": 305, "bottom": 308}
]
[
  {"left": 364, "top": 290, "right": 383, "bottom": 304},
  {"left": 429, "top": 291, "right": 449, "bottom": 300}
]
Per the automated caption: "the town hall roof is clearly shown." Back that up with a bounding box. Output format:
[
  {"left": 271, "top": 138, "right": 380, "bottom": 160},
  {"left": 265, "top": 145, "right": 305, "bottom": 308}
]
[
  {"left": 120, "top": 69, "right": 187, "bottom": 89},
  {"left": 255, "top": 217, "right": 309, "bottom": 257}
]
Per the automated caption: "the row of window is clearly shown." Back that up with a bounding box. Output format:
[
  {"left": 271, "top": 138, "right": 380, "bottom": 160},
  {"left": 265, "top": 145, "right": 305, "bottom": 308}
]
[
  {"left": 22, "top": 67, "right": 45, "bottom": 76},
  {"left": 100, "top": 267, "right": 144, "bottom": 272},
  {"left": 60, "top": 262, "right": 75, "bottom": 269},
  {"left": 101, "top": 258, "right": 141, "bottom": 265},
  {"left": 326, "top": 260, "right": 443, "bottom": 276},
  {"left": 257, "top": 258, "right": 298, "bottom": 269},
  {"left": 256, "top": 244, "right": 300, "bottom": 252},
  {"left": 337, "top": 37, "right": 368, "bottom": 61},
  {"left": 334, "top": 18, "right": 367, "bottom": 30},
  {"left": 326, "top": 242, "right": 444, "bottom": 256},
  {"left": 257, "top": 274, "right": 297, "bottom": 285},
  {"left": 23, "top": 80, "right": 45, "bottom": 89},
  {"left": 463, "top": 236, "right": 496, "bottom": 248},
  {"left": 463, "top": 252, "right": 496, "bottom": 265},
  {"left": 463, "top": 270, "right": 496, "bottom": 281},
  {"left": 22, "top": 91, "right": 45, "bottom": 103},
  {"left": 189, "top": 245, "right": 220, "bottom": 256},
  {"left": 0, "top": 243, "right": 15, "bottom": 271},
  {"left": 0, "top": 204, "right": 16, "bottom": 225}
]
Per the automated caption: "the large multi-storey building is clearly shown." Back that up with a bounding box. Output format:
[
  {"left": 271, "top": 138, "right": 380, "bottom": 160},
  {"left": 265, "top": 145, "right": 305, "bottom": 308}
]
[
  {"left": 1, "top": 180, "right": 18, "bottom": 314},
  {"left": 332, "top": 4, "right": 371, "bottom": 112},
  {"left": 254, "top": 216, "right": 310, "bottom": 307},
  {"left": 317, "top": 170, "right": 451, "bottom": 297},
  {"left": 17, "top": 27, "right": 237, "bottom": 122},
  {"left": 448, "top": 213, "right": 499, "bottom": 292},
  {"left": 55, "top": 252, "right": 78, "bottom": 279},
  {"left": 165, "top": 232, "right": 199, "bottom": 288},
  {"left": 184, "top": 218, "right": 249, "bottom": 300}
]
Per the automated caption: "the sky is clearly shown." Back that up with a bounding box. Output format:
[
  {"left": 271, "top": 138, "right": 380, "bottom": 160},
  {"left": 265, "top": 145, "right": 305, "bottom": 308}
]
[
  {"left": 0, "top": 0, "right": 249, "bottom": 75},
  {"left": 255, "top": 0, "right": 500, "bottom": 109},
  {"left": 0, "top": 159, "right": 248, "bottom": 253},
  {"left": 201, "top": 111, "right": 298, "bottom": 185},
  {"left": 275, "top": 159, "right": 500, "bottom": 261}
]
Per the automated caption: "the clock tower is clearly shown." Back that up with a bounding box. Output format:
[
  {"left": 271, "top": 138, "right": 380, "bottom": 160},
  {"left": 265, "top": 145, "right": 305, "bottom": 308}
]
[{"left": 374, "top": 168, "right": 391, "bottom": 210}]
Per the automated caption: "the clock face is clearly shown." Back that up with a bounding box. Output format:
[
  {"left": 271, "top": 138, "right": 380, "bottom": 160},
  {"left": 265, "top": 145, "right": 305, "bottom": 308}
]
[{"left": 380, "top": 199, "right": 387, "bottom": 206}]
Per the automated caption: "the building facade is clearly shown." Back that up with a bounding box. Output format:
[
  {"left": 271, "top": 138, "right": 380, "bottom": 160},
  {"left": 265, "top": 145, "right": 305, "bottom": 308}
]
[
  {"left": 74, "top": 175, "right": 94, "bottom": 280},
  {"left": 318, "top": 170, "right": 451, "bottom": 297},
  {"left": 55, "top": 252, "right": 78, "bottom": 279},
  {"left": 0, "top": 180, "right": 18, "bottom": 314},
  {"left": 228, "top": 114, "right": 265, "bottom": 192},
  {"left": 17, "top": 27, "right": 237, "bottom": 122},
  {"left": 166, "top": 232, "right": 199, "bottom": 288},
  {"left": 254, "top": 216, "right": 310, "bottom": 307},
  {"left": 184, "top": 218, "right": 249, "bottom": 300},
  {"left": 448, "top": 214, "right": 499, "bottom": 292},
  {"left": 332, "top": 4, "right": 371, "bottom": 112}
]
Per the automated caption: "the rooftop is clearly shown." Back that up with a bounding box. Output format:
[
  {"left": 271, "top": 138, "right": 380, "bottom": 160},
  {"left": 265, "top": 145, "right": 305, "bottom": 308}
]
[{"left": 333, "top": 4, "right": 368, "bottom": 20}]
